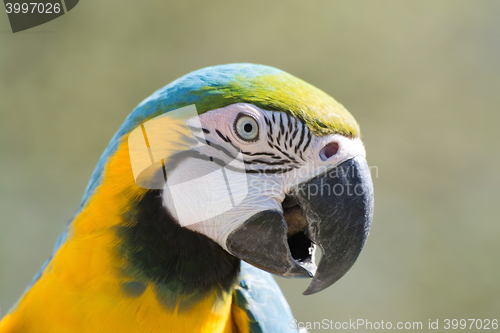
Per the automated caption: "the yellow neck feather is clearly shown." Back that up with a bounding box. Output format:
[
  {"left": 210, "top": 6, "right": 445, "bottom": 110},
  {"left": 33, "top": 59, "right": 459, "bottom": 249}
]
[{"left": 1, "top": 138, "right": 240, "bottom": 333}]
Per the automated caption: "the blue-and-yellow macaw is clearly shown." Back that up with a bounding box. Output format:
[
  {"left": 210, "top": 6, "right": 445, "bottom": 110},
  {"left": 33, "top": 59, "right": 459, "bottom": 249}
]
[{"left": 0, "top": 64, "right": 373, "bottom": 333}]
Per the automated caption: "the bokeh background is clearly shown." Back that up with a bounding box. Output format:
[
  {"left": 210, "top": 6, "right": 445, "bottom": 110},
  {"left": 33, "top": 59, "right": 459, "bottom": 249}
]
[{"left": 1, "top": 1, "right": 499, "bottom": 331}]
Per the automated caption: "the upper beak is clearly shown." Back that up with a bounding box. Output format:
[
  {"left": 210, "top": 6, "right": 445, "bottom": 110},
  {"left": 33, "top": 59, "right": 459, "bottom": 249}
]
[{"left": 226, "top": 155, "right": 374, "bottom": 295}]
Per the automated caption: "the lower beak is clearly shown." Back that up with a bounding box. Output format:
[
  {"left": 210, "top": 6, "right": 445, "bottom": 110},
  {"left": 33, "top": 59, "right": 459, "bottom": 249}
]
[{"left": 226, "top": 155, "right": 374, "bottom": 295}]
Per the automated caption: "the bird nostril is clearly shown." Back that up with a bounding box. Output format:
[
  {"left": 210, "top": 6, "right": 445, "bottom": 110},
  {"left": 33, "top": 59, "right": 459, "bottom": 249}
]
[{"left": 319, "top": 142, "right": 339, "bottom": 161}]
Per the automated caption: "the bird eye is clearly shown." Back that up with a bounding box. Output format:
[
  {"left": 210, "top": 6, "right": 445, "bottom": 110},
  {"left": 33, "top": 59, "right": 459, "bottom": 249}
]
[{"left": 234, "top": 114, "right": 259, "bottom": 141}]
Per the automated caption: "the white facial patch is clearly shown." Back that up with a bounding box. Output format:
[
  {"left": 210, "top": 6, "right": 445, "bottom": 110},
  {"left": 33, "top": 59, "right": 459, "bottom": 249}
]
[
  {"left": 163, "top": 152, "right": 249, "bottom": 226},
  {"left": 161, "top": 103, "right": 367, "bottom": 250}
]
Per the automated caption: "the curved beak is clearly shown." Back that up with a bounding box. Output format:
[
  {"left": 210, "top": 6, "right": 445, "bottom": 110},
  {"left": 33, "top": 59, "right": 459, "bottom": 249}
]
[
  {"left": 296, "top": 155, "right": 374, "bottom": 294},
  {"left": 226, "top": 155, "right": 374, "bottom": 294}
]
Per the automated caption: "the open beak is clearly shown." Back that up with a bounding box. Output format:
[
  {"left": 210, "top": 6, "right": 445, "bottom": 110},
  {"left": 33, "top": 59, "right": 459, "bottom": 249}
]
[{"left": 226, "top": 155, "right": 374, "bottom": 295}]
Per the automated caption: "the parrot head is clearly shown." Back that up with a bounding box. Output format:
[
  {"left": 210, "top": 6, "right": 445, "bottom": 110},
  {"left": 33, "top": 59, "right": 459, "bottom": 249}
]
[{"left": 89, "top": 63, "right": 374, "bottom": 296}]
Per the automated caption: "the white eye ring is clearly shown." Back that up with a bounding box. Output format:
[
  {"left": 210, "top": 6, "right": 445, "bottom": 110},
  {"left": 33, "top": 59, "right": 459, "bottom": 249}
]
[{"left": 234, "top": 114, "right": 259, "bottom": 142}]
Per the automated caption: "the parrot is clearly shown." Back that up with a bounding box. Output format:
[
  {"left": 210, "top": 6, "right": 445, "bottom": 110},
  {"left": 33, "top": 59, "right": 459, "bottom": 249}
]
[{"left": 0, "top": 63, "right": 374, "bottom": 333}]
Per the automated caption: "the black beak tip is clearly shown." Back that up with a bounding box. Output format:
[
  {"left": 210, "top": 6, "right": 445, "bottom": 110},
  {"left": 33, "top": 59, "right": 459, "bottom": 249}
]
[
  {"left": 302, "top": 284, "right": 321, "bottom": 296},
  {"left": 227, "top": 156, "right": 373, "bottom": 295}
]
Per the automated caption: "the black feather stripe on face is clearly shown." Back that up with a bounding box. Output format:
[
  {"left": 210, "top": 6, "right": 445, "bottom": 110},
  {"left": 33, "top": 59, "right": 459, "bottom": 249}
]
[{"left": 198, "top": 110, "right": 313, "bottom": 174}]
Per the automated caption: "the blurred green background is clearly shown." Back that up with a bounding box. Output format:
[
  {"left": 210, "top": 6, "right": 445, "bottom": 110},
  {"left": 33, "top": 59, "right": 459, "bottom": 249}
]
[{"left": 1, "top": 1, "right": 499, "bottom": 331}]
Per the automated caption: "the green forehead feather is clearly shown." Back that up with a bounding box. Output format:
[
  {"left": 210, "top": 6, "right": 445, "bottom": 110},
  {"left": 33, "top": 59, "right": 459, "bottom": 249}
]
[
  {"left": 128, "top": 64, "right": 359, "bottom": 138},
  {"left": 206, "top": 73, "right": 359, "bottom": 137}
]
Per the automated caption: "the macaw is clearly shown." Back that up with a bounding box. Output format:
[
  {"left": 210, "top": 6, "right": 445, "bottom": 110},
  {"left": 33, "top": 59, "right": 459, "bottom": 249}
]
[{"left": 0, "top": 63, "right": 373, "bottom": 333}]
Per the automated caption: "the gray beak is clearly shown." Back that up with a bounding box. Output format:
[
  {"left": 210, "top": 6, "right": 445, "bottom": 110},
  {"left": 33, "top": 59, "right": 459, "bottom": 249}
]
[{"left": 226, "top": 155, "right": 374, "bottom": 295}]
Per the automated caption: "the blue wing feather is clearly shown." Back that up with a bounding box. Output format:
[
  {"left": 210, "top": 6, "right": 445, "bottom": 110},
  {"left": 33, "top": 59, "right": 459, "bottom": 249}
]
[{"left": 235, "top": 261, "right": 299, "bottom": 333}]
